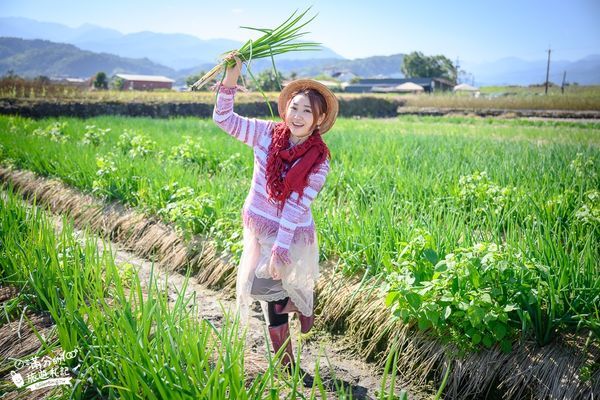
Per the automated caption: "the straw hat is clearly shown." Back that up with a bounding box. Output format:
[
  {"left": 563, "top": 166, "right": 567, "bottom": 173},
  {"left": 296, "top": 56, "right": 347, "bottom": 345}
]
[{"left": 278, "top": 79, "right": 339, "bottom": 134}]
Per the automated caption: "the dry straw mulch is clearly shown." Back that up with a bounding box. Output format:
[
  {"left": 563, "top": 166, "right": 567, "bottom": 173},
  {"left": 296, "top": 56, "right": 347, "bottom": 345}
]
[
  {"left": 0, "top": 287, "right": 66, "bottom": 399},
  {"left": 1, "top": 166, "right": 598, "bottom": 399}
]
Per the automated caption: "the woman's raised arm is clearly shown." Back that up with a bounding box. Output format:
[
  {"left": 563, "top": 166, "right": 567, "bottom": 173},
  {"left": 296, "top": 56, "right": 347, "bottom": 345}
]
[{"left": 212, "top": 53, "right": 273, "bottom": 148}]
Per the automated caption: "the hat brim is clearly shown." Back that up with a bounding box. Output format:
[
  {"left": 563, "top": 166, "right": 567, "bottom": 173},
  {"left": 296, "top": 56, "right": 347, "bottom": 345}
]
[{"left": 278, "top": 79, "right": 339, "bottom": 134}]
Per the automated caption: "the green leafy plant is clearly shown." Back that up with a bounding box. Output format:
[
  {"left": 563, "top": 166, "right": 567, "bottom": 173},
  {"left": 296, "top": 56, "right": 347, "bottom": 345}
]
[
  {"left": 168, "top": 135, "right": 214, "bottom": 169},
  {"left": 385, "top": 231, "right": 560, "bottom": 352},
  {"left": 157, "top": 185, "right": 216, "bottom": 237},
  {"left": 117, "top": 129, "right": 156, "bottom": 158},
  {"left": 92, "top": 154, "right": 118, "bottom": 195},
  {"left": 32, "top": 121, "right": 69, "bottom": 143},
  {"left": 575, "top": 190, "right": 600, "bottom": 225},
  {"left": 81, "top": 124, "right": 110, "bottom": 146},
  {"left": 456, "top": 171, "right": 517, "bottom": 218}
]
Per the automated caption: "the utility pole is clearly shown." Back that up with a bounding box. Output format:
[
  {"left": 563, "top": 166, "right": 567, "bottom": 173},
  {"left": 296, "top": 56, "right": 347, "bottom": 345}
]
[
  {"left": 561, "top": 71, "right": 567, "bottom": 94},
  {"left": 545, "top": 47, "right": 551, "bottom": 95},
  {"left": 454, "top": 57, "right": 460, "bottom": 84}
]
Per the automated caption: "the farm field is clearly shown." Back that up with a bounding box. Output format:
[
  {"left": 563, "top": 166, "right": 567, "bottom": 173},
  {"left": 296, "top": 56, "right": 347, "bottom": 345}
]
[
  {"left": 1, "top": 79, "right": 600, "bottom": 111},
  {"left": 0, "top": 186, "right": 417, "bottom": 399},
  {"left": 1, "top": 113, "right": 599, "bottom": 397},
  {"left": 404, "top": 84, "right": 600, "bottom": 110}
]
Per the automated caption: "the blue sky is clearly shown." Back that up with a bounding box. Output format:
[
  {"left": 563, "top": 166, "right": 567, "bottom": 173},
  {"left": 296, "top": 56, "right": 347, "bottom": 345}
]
[{"left": 1, "top": 0, "right": 599, "bottom": 63}]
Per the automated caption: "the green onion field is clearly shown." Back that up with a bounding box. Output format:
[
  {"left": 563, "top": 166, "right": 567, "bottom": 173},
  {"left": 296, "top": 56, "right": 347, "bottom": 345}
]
[{"left": 1, "top": 113, "right": 598, "bottom": 397}]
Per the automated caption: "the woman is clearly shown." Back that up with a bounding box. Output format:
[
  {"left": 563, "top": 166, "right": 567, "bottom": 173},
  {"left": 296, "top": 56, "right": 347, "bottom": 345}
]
[{"left": 212, "top": 53, "right": 338, "bottom": 371}]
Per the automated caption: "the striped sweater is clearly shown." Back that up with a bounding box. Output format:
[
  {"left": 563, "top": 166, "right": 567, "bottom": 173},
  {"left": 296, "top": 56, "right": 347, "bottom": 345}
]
[{"left": 212, "top": 85, "right": 330, "bottom": 265}]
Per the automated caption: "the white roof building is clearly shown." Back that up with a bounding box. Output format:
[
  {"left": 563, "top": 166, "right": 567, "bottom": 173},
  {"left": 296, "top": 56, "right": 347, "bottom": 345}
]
[
  {"left": 396, "top": 82, "right": 425, "bottom": 92},
  {"left": 453, "top": 83, "right": 479, "bottom": 92},
  {"left": 372, "top": 82, "right": 425, "bottom": 93},
  {"left": 115, "top": 74, "right": 175, "bottom": 83}
]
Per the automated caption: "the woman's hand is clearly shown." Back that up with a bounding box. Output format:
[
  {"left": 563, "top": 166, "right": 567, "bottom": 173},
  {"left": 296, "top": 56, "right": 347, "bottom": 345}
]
[{"left": 222, "top": 52, "right": 242, "bottom": 88}]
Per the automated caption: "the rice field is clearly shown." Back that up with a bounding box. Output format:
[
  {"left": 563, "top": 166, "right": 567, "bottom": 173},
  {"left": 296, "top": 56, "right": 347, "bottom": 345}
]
[{"left": 0, "top": 113, "right": 599, "bottom": 395}]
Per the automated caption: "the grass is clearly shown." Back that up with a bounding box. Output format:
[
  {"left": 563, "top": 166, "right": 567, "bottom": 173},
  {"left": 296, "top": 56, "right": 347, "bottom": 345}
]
[{"left": 0, "top": 113, "right": 598, "bottom": 353}]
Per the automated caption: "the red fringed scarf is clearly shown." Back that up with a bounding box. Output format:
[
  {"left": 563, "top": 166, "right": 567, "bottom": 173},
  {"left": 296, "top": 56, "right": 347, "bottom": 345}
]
[{"left": 265, "top": 121, "right": 330, "bottom": 212}]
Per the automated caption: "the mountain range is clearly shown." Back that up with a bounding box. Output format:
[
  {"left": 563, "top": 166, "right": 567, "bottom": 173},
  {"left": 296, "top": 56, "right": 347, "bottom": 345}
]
[
  {"left": 0, "top": 37, "right": 175, "bottom": 79},
  {"left": 0, "top": 16, "right": 344, "bottom": 70},
  {"left": 0, "top": 16, "right": 598, "bottom": 86}
]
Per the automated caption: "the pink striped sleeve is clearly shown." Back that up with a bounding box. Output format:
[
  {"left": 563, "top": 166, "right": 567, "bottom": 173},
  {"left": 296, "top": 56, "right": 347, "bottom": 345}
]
[
  {"left": 212, "top": 86, "right": 273, "bottom": 148},
  {"left": 272, "top": 159, "right": 330, "bottom": 264}
]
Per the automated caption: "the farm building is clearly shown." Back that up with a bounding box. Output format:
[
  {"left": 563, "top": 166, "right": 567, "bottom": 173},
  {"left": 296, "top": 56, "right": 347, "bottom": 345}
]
[
  {"left": 372, "top": 82, "right": 425, "bottom": 94},
  {"left": 343, "top": 78, "right": 454, "bottom": 93},
  {"left": 114, "top": 74, "right": 175, "bottom": 90}
]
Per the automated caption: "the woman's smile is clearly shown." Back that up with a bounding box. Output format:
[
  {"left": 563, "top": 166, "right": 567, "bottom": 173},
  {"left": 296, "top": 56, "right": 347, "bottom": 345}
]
[{"left": 286, "top": 94, "right": 315, "bottom": 139}]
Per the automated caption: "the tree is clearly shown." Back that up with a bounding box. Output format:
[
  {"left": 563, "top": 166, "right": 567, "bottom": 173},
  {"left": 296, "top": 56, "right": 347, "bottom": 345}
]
[
  {"left": 34, "top": 75, "right": 51, "bottom": 85},
  {"left": 401, "top": 52, "right": 457, "bottom": 83},
  {"left": 248, "top": 70, "right": 285, "bottom": 92},
  {"left": 4, "top": 69, "right": 19, "bottom": 79},
  {"left": 92, "top": 72, "right": 108, "bottom": 90},
  {"left": 186, "top": 73, "right": 202, "bottom": 88},
  {"left": 111, "top": 76, "right": 125, "bottom": 90}
]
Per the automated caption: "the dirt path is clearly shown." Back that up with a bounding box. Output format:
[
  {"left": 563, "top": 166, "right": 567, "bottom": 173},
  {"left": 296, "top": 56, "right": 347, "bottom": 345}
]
[{"left": 1, "top": 191, "right": 434, "bottom": 399}]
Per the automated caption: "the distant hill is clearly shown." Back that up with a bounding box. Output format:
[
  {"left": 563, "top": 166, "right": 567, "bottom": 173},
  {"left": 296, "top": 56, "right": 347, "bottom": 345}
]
[
  {"left": 0, "top": 17, "right": 123, "bottom": 44},
  {"left": 0, "top": 37, "right": 175, "bottom": 78},
  {"left": 193, "top": 54, "right": 406, "bottom": 78},
  {"left": 0, "top": 17, "right": 345, "bottom": 71},
  {"left": 300, "top": 54, "right": 405, "bottom": 78},
  {"left": 463, "top": 55, "right": 600, "bottom": 86}
]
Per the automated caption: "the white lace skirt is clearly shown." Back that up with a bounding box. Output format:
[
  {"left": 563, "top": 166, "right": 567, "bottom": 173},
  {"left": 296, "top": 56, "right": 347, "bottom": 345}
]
[{"left": 235, "top": 224, "right": 320, "bottom": 326}]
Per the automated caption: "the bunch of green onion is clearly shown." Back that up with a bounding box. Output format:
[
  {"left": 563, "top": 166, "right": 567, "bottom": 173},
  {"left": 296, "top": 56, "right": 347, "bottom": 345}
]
[{"left": 190, "top": 7, "right": 320, "bottom": 91}]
